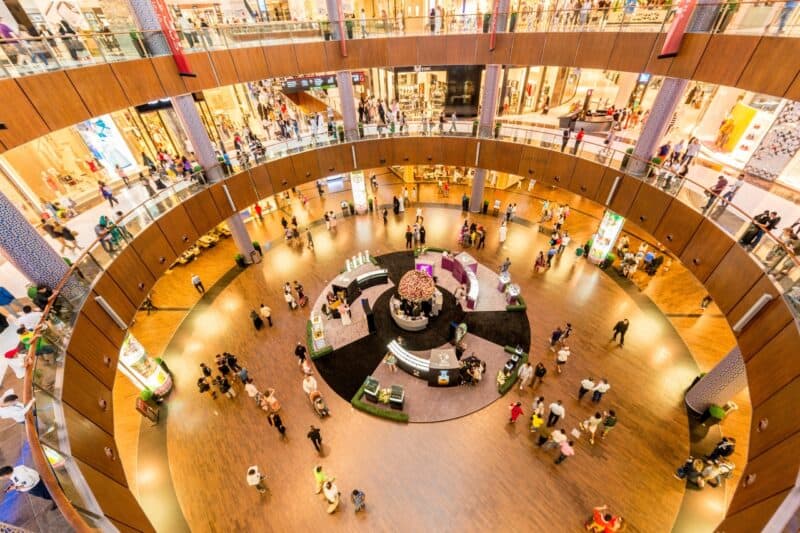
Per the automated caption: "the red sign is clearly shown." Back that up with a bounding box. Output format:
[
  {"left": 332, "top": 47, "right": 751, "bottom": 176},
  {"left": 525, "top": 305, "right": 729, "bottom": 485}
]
[
  {"left": 489, "top": 0, "right": 500, "bottom": 50},
  {"left": 658, "top": 0, "right": 698, "bottom": 58},
  {"left": 151, "top": 0, "right": 196, "bottom": 77},
  {"left": 336, "top": 0, "right": 347, "bottom": 57}
]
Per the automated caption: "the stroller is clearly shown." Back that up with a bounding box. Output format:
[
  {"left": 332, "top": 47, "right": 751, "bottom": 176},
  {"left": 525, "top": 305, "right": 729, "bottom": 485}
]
[{"left": 309, "top": 390, "right": 330, "bottom": 417}]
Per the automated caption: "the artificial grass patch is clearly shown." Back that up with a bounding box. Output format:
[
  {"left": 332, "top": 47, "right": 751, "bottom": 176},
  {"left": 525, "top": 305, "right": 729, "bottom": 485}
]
[
  {"left": 350, "top": 379, "right": 409, "bottom": 423},
  {"left": 307, "top": 320, "right": 333, "bottom": 360},
  {"left": 496, "top": 345, "right": 529, "bottom": 395},
  {"left": 506, "top": 294, "right": 527, "bottom": 312}
]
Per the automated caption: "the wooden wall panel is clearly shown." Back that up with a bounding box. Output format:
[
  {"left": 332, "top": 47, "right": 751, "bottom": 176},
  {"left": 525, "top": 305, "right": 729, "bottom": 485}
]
[
  {"left": 785, "top": 71, "right": 800, "bottom": 102},
  {"left": 0, "top": 79, "right": 49, "bottom": 149},
  {"left": 574, "top": 32, "right": 615, "bottom": 70},
  {"left": 265, "top": 155, "right": 299, "bottom": 190},
  {"left": 606, "top": 33, "right": 657, "bottom": 73},
  {"left": 316, "top": 145, "right": 354, "bottom": 177},
  {"left": 540, "top": 33, "right": 579, "bottom": 66},
  {"left": 694, "top": 35, "right": 759, "bottom": 88},
  {"left": 353, "top": 139, "right": 382, "bottom": 169},
  {"left": 224, "top": 172, "right": 258, "bottom": 210},
  {"left": 208, "top": 182, "right": 235, "bottom": 218},
  {"left": 652, "top": 198, "right": 703, "bottom": 256},
  {"left": 290, "top": 151, "right": 322, "bottom": 182},
  {"left": 109, "top": 517, "right": 143, "bottom": 533},
  {"left": 182, "top": 52, "right": 219, "bottom": 93},
  {"left": 91, "top": 277, "right": 136, "bottom": 325},
  {"left": 66, "top": 316, "right": 119, "bottom": 388},
  {"left": 385, "top": 36, "right": 418, "bottom": 67},
  {"left": 717, "top": 488, "right": 789, "bottom": 533},
  {"left": 679, "top": 219, "right": 733, "bottom": 283},
  {"left": 16, "top": 72, "right": 89, "bottom": 131},
  {"left": 248, "top": 165, "right": 274, "bottom": 198},
  {"left": 595, "top": 172, "right": 640, "bottom": 217},
  {"left": 568, "top": 159, "right": 605, "bottom": 200},
  {"left": 264, "top": 44, "right": 300, "bottom": 77},
  {"left": 738, "top": 37, "right": 800, "bottom": 97},
  {"left": 111, "top": 60, "right": 166, "bottom": 106},
  {"left": 182, "top": 189, "right": 223, "bottom": 235},
  {"left": 155, "top": 205, "right": 199, "bottom": 254},
  {"left": 516, "top": 145, "right": 551, "bottom": 179},
  {"left": 666, "top": 33, "right": 709, "bottom": 80},
  {"left": 76, "top": 459, "right": 155, "bottom": 532},
  {"left": 391, "top": 137, "right": 423, "bottom": 165},
  {"left": 733, "top": 276, "right": 794, "bottom": 358},
  {"left": 131, "top": 223, "right": 177, "bottom": 279},
  {"left": 704, "top": 245, "right": 763, "bottom": 315},
  {"left": 727, "top": 431, "right": 800, "bottom": 516},
  {"left": 749, "top": 374, "right": 800, "bottom": 458},
  {"left": 541, "top": 151, "right": 576, "bottom": 189},
  {"left": 626, "top": 186, "right": 673, "bottom": 236},
  {"left": 229, "top": 47, "right": 270, "bottom": 82},
  {"left": 354, "top": 39, "right": 388, "bottom": 70},
  {"left": 745, "top": 322, "right": 800, "bottom": 409},
  {"left": 65, "top": 65, "right": 129, "bottom": 117},
  {"left": 417, "top": 35, "right": 448, "bottom": 67},
  {"left": 417, "top": 137, "right": 444, "bottom": 166},
  {"left": 509, "top": 33, "right": 545, "bottom": 65},
  {"left": 442, "top": 137, "right": 472, "bottom": 166},
  {"left": 208, "top": 50, "right": 239, "bottom": 86},
  {"left": 445, "top": 34, "right": 477, "bottom": 65},
  {"left": 479, "top": 140, "right": 522, "bottom": 175},
  {"left": 644, "top": 33, "right": 672, "bottom": 76},
  {"left": 150, "top": 56, "right": 188, "bottom": 97},
  {"left": 61, "top": 359, "right": 114, "bottom": 434},
  {"left": 294, "top": 41, "right": 328, "bottom": 74},
  {"left": 64, "top": 403, "right": 127, "bottom": 485},
  {"left": 104, "top": 246, "right": 155, "bottom": 307},
  {"left": 474, "top": 33, "right": 513, "bottom": 65},
  {"left": 79, "top": 295, "right": 127, "bottom": 348}
]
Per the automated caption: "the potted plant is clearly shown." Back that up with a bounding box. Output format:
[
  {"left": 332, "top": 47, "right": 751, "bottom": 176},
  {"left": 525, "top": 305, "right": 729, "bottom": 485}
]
[
  {"left": 648, "top": 156, "right": 663, "bottom": 178},
  {"left": 368, "top": 197, "right": 374, "bottom": 212},
  {"left": 349, "top": 201, "right": 355, "bottom": 215},
  {"left": 358, "top": 122, "right": 364, "bottom": 139},
  {"left": 234, "top": 253, "right": 247, "bottom": 268},
  {"left": 482, "top": 199, "right": 489, "bottom": 214},
  {"left": 472, "top": 120, "right": 479, "bottom": 136},
  {"left": 252, "top": 241, "right": 262, "bottom": 256},
  {"left": 621, "top": 147, "right": 634, "bottom": 170},
  {"left": 337, "top": 124, "right": 344, "bottom": 142}
]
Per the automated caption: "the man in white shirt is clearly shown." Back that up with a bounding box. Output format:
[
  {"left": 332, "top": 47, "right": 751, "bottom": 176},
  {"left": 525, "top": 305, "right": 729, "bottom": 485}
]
[
  {"left": 246, "top": 466, "right": 266, "bottom": 493},
  {"left": 578, "top": 377, "right": 595, "bottom": 400},
  {"left": 555, "top": 346, "right": 570, "bottom": 374},
  {"left": 517, "top": 362, "right": 534, "bottom": 390},
  {"left": 259, "top": 303, "right": 272, "bottom": 327},
  {"left": 191, "top": 274, "right": 205, "bottom": 294},
  {"left": 542, "top": 428, "right": 567, "bottom": 449},
  {"left": 592, "top": 379, "right": 611, "bottom": 403},
  {"left": 0, "top": 390, "right": 34, "bottom": 423},
  {"left": 547, "top": 400, "right": 565, "bottom": 427},
  {"left": 302, "top": 375, "right": 318, "bottom": 395},
  {"left": 323, "top": 480, "right": 340, "bottom": 512},
  {"left": 0, "top": 464, "right": 53, "bottom": 504},
  {"left": 17, "top": 306, "right": 42, "bottom": 331}
]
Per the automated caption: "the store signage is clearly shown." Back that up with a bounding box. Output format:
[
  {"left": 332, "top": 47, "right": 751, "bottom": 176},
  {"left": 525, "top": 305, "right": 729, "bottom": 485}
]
[
  {"left": 150, "top": 0, "right": 196, "bottom": 77},
  {"left": 659, "top": 0, "right": 698, "bottom": 58},
  {"left": 281, "top": 72, "right": 365, "bottom": 93},
  {"left": 136, "top": 398, "right": 160, "bottom": 423}
]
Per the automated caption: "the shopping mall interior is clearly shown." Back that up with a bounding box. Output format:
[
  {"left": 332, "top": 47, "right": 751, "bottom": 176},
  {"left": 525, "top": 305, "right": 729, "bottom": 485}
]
[{"left": 0, "top": 0, "right": 799, "bottom": 531}]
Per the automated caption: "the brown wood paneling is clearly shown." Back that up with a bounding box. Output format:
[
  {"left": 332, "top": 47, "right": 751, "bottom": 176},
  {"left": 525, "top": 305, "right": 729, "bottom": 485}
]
[
  {"left": 182, "top": 52, "right": 219, "bottom": 93},
  {"left": 479, "top": 140, "right": 522, "bottom": 176},
  {"left": 516, "top": 145, "right": 551, "bottom": 179},
  {"left": 749, "top": 374, "right": 800, "bottom": 458},
  {"left": 718, "top": 488, "right": 789, "bottom": 533},
  {"left": 61, "top": 359, "right": 114, "bottom": 434},
  {"left": 694, "top": 35, "right": 759, "bottom": 88},
  {"left": 183, "top": 189, "right": 223, "bottom": 236},
  {"left": 155, "top": 205, "right": 199, "bottom": 254},
  {"left": 229, "top": 47, "right": 270, "bottom": 82},
  {"left": 474, "top": 33, "right": 513, "bottom": 65},
  {"left": 76, "top": 459, "right": 155, "bottom": 532},
  {"left": 294, "top": 41, "right": 328, "bottom": 74},
  {"left": 746, "top": 322, "right": 800, "bottom": 409},
  {"left": 66, "top": 315, "right": 119, "bottom": 388},
  {"left": 0, "top": 79, "right": 49, "bottom": 149},
  {"left": 733, "top": 276, "right": 794, "bottom": 359},
  {"left": 224, "top": 172, "right": 259, "bottom": 210},
  {"left": 417, "top": 35, "right": 448, "bottom": 67},
  {"left": 442, "top": 137, "right": 472, "bottom": 167},
  {"left": 16, "top": 71, "right": 90, "bottom": 131},
  {"left": 704, "top": 245, "right": 763, "bottom": 315},
  {"left": 131, "top": 223, "right": 177, "bottom": 278},
  {"left": 208, "top": 50, "right": 239, "bottom": 86},
  {"left": 208, "top": 182, "right": 235, "bottom": 218},
  {"left": 91, "top": 277, "right": 136, "bottom": 325},
  {"left": 111, "top": 60, "right": 167, "bottom": 106},
  {"left": 652, "top": 196, "right": 703, "bottom": 256},
  {"left": 417, "top": 136, "right": 444, "bottom": 166},
  {"left": 445, "top": 34, "right": 477, "bottom": 65},
  {"left": 626, "top": 185, "right": 673, "bottom": 236},
  {"left": 150, "top": 55, "right": 188, "bottom": 97},
  {"left": 679, "top": 219, "right": 733, "bottom": 283},
  {"left": 79, "top": 295, "right": 127, "bottom": 348},
  {"left": 109, "top": 517, "right": 143, "bottom": 533},
  {"left": 785, "top": 71, "right": 800, "bottom": 102},
  {"left": 265, "top": 156, "right": 298, "bottom": 191},
  {"left": 64, "top": 403, "right": 127, "bottom": 485},
  {"left": 540, "top": 33, "right": 579, "bottom": 66},
  {"left": 509, "top": 33, "right": 546, "bottom": 66},
  {"left": 290, "top": 151, "right": 322, "bottom": 182},
  {"left": 264, "top": 44, "right": 299, "bottom": 77},
  {"left": 248, "top": 165, "right": 274, "bottom": 198},
  {"left": 541, "top": 151, "right": 576, "bottom": 189},
  {"left": 355, "top": 39, "right": 388, "bottom": 69},
  {"left": 606, "top": 32, "right": 657, "bottom": 74},
  {"left": 644, "top": 33, "right": 672, "bottom": 76},
  {"left": 104, "top": 246, "right": 155, "bottom": 307},
  {"left": 574, "top": 31, "right": 616, "bottom": 70},
  {"left": 65, "top": 65, "right": 129, "bottom": 117},
  {"left": 666, "top": 33, "right": 709, "bottom": 80},
  {"left": 386, "top": 36, "right": 418, "bottom": 67},
  {"left": 316, "top": 145, "right": 354, "bottom": 177},
  {"left": 738, "top": 37, "right": 800, "bottom": 97},
  {"left": 568, "top": 158, "right": 605, "bottom": 199},
  {"left": 727, "top": 430, "right": 800, "bottom": 516},
  {"left": 392, "top": 137, "right": 424, "bottom": 165},
  {"left": 595, "top": 172, "right": 640, "bottom": 217},
  {"left": 353, "top": 139, "right": 383, "bottom": 169}
]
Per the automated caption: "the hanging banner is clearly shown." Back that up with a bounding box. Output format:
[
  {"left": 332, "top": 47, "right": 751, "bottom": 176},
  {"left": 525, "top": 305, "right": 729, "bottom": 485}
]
[
  {"left": 337, "top": 0, "right": 348, "bottom": 56},
  {"left": 658, "top": 0, "right": 698, "bottom": 58},
  {"left": 151, "top": 0, "right": 196, "bottom": 77},
  {"left": 489, "top": 0, "right": 500, "bottom": 50}
]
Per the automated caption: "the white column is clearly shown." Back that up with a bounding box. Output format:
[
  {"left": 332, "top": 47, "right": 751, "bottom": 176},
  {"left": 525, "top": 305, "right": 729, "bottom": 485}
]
[
  {"left": 336, "top": 71, "right": 359, "bottom": 141},
  {"left": 685, "top": 348, "right": 747, "bottom": 415},
  {"left": 479, "top": 65, "right": 502, "bottom": 138},
  {"left": 469, "top": 169, "right": 487, "bottom": 213}
]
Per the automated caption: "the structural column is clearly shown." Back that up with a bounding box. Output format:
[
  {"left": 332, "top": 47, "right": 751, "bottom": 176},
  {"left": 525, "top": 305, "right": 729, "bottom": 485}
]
[
  {"left": 126, "top": 0, "right": 255, "bottom": 262},
  {"left": 336, "top": 71, "right": 359, "bottom": 142},
  {"left": 324, "top": 0, "right": 342, "bottom": 40},
  {"left": 684, "top": 347, "right": 747, "bottom": 415}
]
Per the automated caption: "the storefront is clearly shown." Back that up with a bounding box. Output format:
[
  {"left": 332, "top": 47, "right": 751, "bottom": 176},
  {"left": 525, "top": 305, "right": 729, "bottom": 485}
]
[
  {"left": 133, "top": 99, "right": 192, "bottom": 157},
  {"left": 393, "top": 66, "right": 482, "bottom": 118},
  {"left": 118, "top": 333, "right": 173, "bottom": 397}
]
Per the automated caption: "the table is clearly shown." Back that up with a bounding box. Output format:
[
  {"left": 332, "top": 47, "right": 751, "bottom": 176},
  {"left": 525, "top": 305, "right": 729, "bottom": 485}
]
[
  {"left": 387, "top": 340, "right": 429, "bottom": 378},
  {"left": 497, "top": 271, "right": 511, "bottom": 292},
  {"left": 466, "top": 270, "right": 479, "bottom": 310},
  {"left": 452, "top": 252, "right": 478, "bottom": 284},
  {"left": 505, "top": 283, "right": 521, "bottom": 305},
  {"left": 390, "top": 296, "right": 429, "bottom": 331},
  {"left": 331, "top": 264, "right": 388, "bottom": 304},
  {"left": 428, "top": 348, "right": 461, "bottom": 387}
]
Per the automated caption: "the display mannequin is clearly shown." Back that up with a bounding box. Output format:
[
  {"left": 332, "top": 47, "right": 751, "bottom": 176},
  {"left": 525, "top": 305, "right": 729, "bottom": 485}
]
[{"left": 715, "top": 117, "right": 735, "bottom": 151}]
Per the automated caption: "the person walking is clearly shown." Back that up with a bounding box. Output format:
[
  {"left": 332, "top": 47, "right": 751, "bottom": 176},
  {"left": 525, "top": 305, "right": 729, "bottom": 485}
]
[
  {"left": 580, "top": 412, "right": 603, "bottom": 444},
  {"left": 313, "top": 465, "right": 330, "bottom": 494},
  {"left": 555, "top": 440, "right": 576, "bottom": 464},
  {"left": 382, "top": 208, "right": 388, "bottom": 224},
  {"left": 500, "top": 257, "right": 511, "bottom": 273},
  {"left": 541, "top": 427, "right": 567, "bottom": 450},
  {"left": 707, "top": 437, "right": 736, "bottom": 461},
  {"left": 572, "top": 128, "right": 585, "bottom": 154},
  {"left": 611, "top": 319, "right": 629, "bottom": 346},
  {"left": 98, "top": 181, "right": 120, "bottom": 207},
  {"left": 284, "top": 290, "right": 297, "bottom": 310},
  {"left": 547, "top": 400, "right": 565, "bottom": 427},
  {"left": 191, "top": 274, "right": 205, "bottom": 294},
  {"left": 268, "top": 412, "right": 286, "bottom": 437},
  {"left": 259, "top": 303, "right": 272, "bottom": 327},
  {"left": 351, "top": 489, "right": 367, "bottom": 512},
  {"left": 294, "top": 342, "right": 307, "bottom": 365},
  {"left": 561, "top": 128, "right": 570, "bottom": 152},
  {"left": 246, "top": 466, "right": 267, "bottom": 493},
  {"left": 578, "top": 377, "right": 595, "bottom": 400},
  {"left": 405, "top": 225, "right": 413, "bottom": 248},
  {"left": 549, "top": 326, "right": 564, "bottom": 351},
  {"left": 499, "top": 222, "right": 508, "bottom": 244},
  {"left": 702, "top": 175, "right": 728, "bottom": 212},
  {"left": 592, "top": 379, "right": 611, "bottom": 403},
  {"left": 533, "top": 362, "right": 547, "bottom": 386},
  {"left": 306, "top": 228, "right": 314, "bottom": 250},
  {"left": 555, "top": 345, "right": 570, "bottom": 374},
  {"left": 0, "top": 464, "right": 54, "bottom": 506},
  {"left": 517, "top": 362, "right": 534, "bottom": 390},
  {"left": 509, "top": 401, "right": 523, "bottom": 423},
  {"left": 600, "top": 410, "right": 617, "bottom": 440},
  {"left": 307, "top": 425, "right": 323, "bottom": 453}
]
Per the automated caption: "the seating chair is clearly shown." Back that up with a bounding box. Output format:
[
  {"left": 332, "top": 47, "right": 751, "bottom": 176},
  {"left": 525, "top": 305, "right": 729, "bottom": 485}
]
[
  {"left": 389, "top": 385, "right": 405, "bottom": 410},
  {"left": 363, "top": 376, "right": 380, "bottom": 402}
]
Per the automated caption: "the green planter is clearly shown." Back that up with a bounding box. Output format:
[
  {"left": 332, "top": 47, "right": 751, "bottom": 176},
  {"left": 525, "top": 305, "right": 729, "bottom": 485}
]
[
  {"left": 350, "top": 379, "right": 409, "bottom": 422},
  {"left": 234, "top": 253, "right": 247, "bottom": 268},
  {"left": 496, "top": 346, "right": 529, "bottom": 394},
  {"left": 621, "top": 147, "right": 634, "bottom": 170}
]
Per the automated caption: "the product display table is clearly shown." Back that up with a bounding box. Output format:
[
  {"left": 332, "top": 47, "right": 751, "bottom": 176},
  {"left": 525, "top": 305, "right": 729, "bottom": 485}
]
[
  {"left": 428, "top": 348, "right": 461, "bottom": 387},
  {"left": 505, "top": 283, "right": 521, "bottom": 305},
  {"left": 451, "top": 252, "right": 478, "bottom": 284},
  {"left": 497, "top": 271, "right": 511, "bottom": 292}
]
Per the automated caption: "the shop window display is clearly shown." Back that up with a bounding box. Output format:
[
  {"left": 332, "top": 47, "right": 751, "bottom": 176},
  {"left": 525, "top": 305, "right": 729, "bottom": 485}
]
[{"left": 119, "top": 334, "right": 173, "bottom": 398}]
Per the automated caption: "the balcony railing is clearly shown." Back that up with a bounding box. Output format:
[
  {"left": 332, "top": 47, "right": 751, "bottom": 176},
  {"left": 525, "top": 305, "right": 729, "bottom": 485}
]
[
  {"left": 1, "top": 2, "right": 800, "bottom": 79},
  {"left": 21, "top": 121, "right": 799, "bottom": 530}
]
